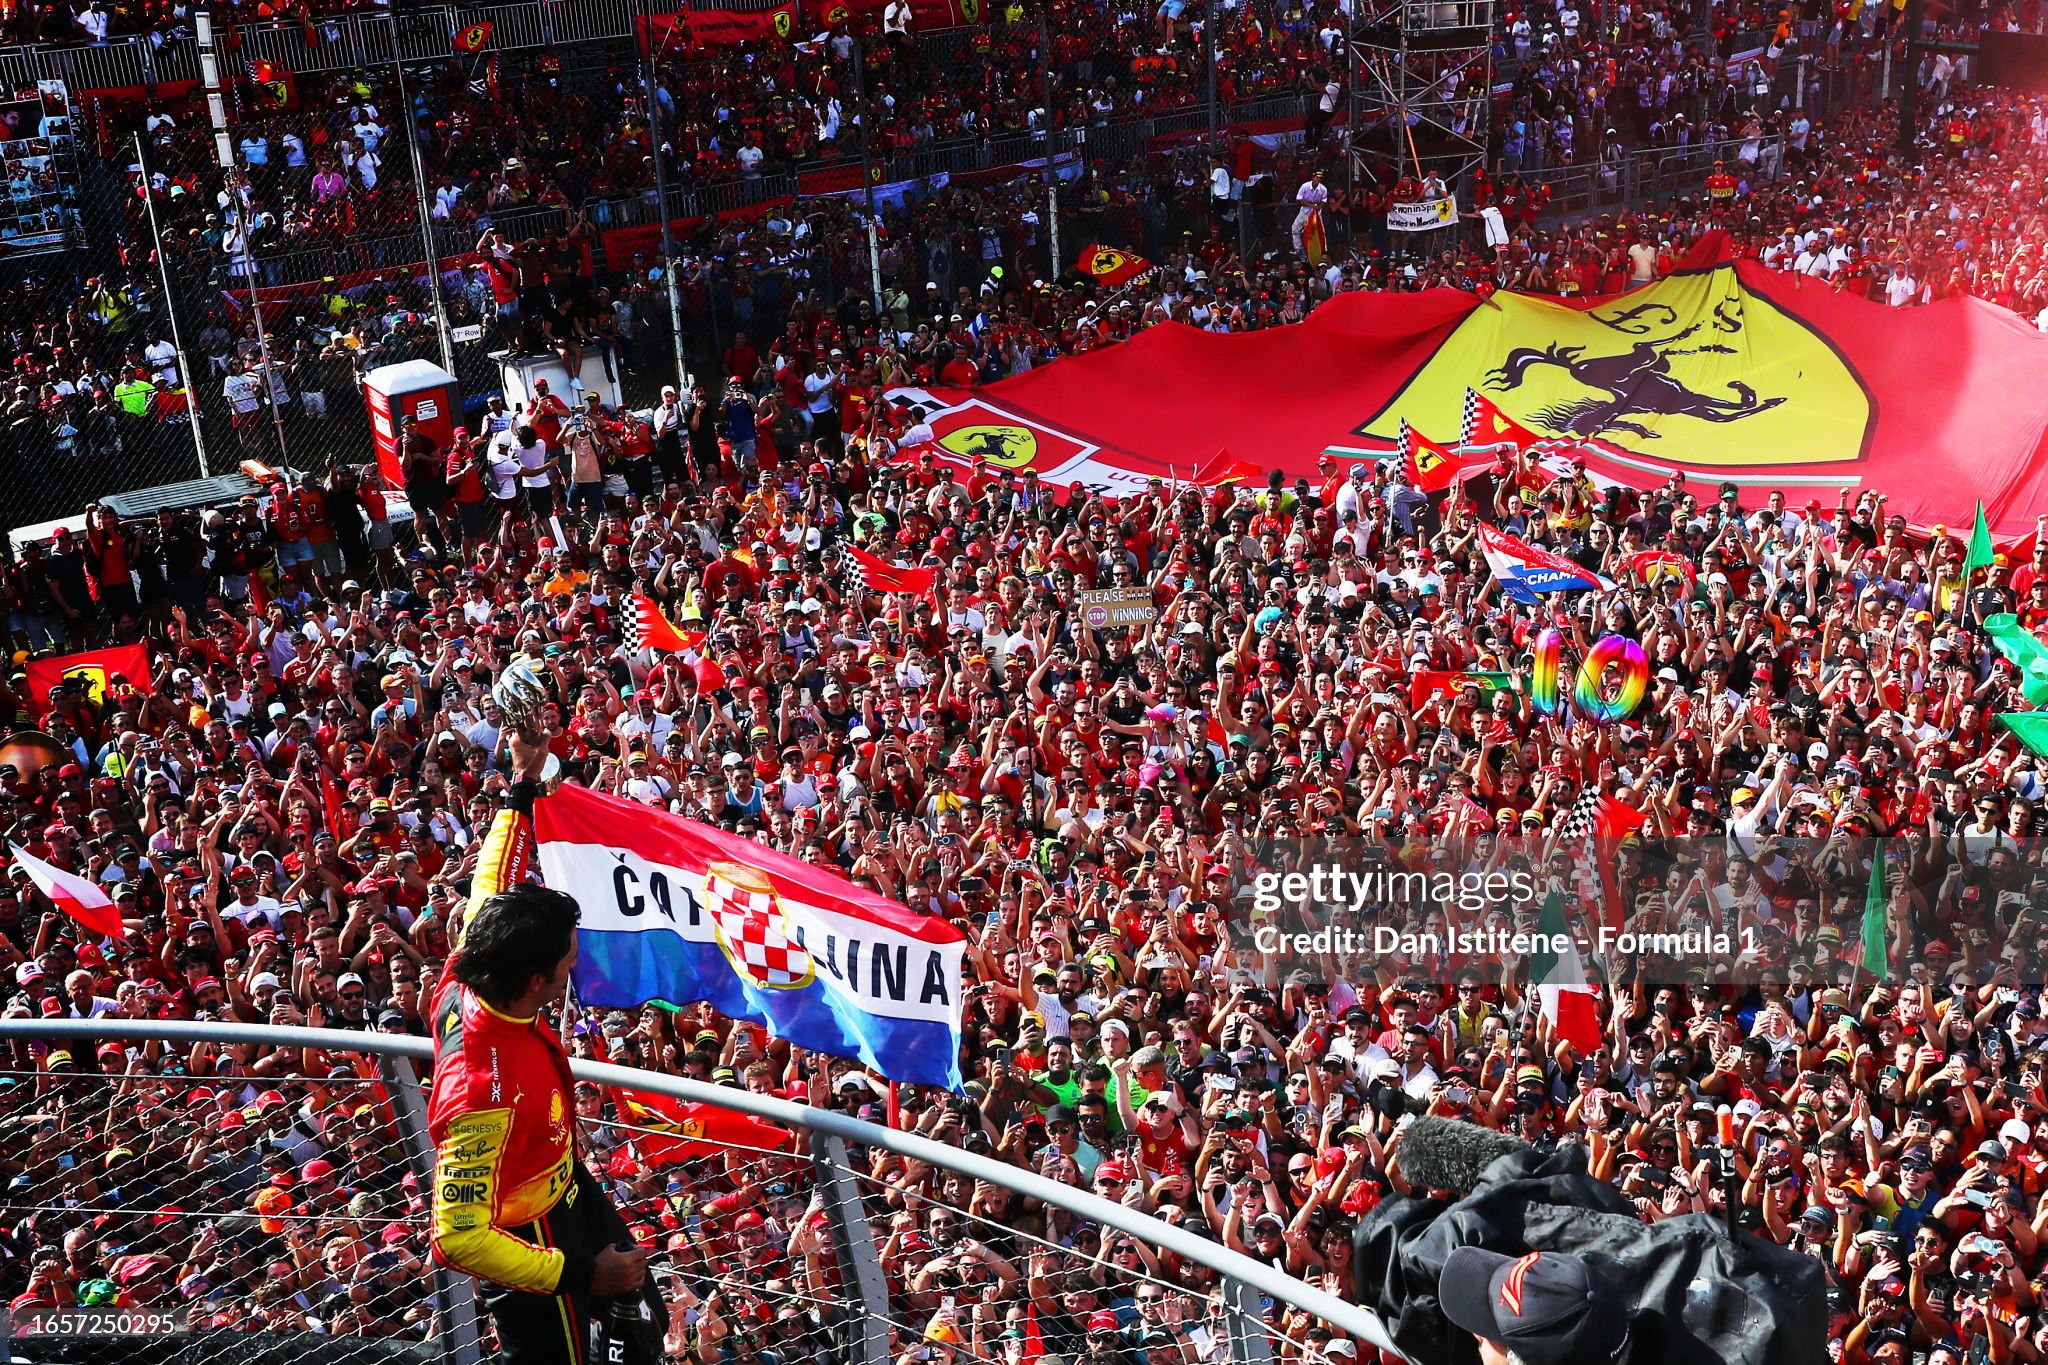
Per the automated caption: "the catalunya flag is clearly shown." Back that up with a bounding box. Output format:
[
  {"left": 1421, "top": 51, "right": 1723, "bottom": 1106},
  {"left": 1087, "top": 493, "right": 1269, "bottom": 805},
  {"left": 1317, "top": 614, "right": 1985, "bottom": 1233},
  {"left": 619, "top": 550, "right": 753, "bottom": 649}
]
[
  {"left": 452, "top": 18, "right": 494, "bottom": 51},
  {"left": 535, "top": 785, "right": 966, "bottom": 1090},
  {"left": 1396, "top": 418, "right": 1463, "bottom": 493},
  {"left": 1076, "top": 245, "right": 1154, "bottom": 290},
  {"left": 8, "top": 843, "right": 122, "bottom": 938},
  {"left": 1478, "top": 525, "right": 1612, "bottom": 606},
  {"left": 23, "top": 642, "right": 151, "bottom": 708}
]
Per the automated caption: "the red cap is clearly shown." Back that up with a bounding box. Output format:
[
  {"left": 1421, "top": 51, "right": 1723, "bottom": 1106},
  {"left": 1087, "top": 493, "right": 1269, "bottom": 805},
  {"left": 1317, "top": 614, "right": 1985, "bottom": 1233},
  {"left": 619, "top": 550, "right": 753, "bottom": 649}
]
[
  {"left": 1088, "top": 1311, "right": 1120, "bottom": 1334},
  {"left": 302, "top": 1158, "right": 337, "bottom": 1182}
]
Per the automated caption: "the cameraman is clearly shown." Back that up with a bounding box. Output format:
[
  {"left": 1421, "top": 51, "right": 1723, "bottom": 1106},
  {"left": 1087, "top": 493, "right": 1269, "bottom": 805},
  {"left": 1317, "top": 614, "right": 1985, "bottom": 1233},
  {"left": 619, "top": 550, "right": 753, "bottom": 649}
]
[{"left": 426, "top": 723, "right": 647, "bottom": 1365}]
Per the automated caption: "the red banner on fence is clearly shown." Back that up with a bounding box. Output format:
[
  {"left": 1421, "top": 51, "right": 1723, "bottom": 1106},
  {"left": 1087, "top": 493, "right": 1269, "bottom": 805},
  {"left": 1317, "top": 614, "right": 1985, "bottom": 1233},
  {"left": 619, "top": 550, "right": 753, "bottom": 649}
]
[
  {"left": 635, "top": 6, "right": 797, "bottom": 52},
  {"left": 598, "top": 198, "right": 793, "bottom": 265}
]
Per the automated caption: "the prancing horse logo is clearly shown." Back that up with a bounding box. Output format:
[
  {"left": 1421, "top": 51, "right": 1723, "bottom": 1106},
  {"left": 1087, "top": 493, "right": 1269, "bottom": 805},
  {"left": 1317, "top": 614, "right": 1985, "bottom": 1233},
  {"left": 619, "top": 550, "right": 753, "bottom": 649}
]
[
  {"left": 1349, "top": 267, "right": 1873, "bottom": 470},
  {"left": 1485, "top": 303, "right": 1785, "bottom": 443}
]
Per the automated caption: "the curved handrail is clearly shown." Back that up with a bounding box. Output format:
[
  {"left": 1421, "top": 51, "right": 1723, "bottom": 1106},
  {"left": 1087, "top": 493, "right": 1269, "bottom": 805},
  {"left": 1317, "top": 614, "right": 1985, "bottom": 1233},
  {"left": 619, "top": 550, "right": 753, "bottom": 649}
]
[{"left": 0, "top": 1017, "right": 1403, "bottom": 1354}]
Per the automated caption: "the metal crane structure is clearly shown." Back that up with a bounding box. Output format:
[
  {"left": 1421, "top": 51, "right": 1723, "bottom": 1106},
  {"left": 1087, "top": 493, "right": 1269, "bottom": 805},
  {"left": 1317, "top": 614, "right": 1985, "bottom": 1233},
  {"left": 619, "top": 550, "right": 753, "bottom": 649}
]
[{"left": 1346, "top": 0, "right": 1493, "bottom": 193}]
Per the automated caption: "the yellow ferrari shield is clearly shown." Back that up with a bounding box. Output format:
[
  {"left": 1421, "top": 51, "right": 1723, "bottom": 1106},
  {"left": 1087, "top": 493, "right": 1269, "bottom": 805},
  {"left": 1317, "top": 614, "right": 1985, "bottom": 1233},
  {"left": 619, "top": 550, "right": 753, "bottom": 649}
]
[
  {"left": 773, "top": 8, "right": 792, "bottom": 34},
  {"left": 1088, "top": 248, "right": 1128, "bottom": 277},
  {"left": 826, "top": 2, "right": 848, "bottom": 20},
  {"left": 960, "top": 0, "right": 980, "bottom": 18},
  {"left": 61, "top": 665, "right": 109, "bottom": 704},
  {"left": 1357, "top": 264, "right": 1873, "bottom": 468},
  {"left": 938, "top": 424, "right": 1038, "bottom": 467}
]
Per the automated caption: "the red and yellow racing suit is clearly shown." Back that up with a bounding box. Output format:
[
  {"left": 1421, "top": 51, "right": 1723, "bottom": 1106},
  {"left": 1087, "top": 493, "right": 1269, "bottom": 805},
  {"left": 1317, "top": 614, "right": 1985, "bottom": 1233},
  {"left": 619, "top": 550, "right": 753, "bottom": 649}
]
[{"left": 426, "top": 798, "right": 588, "bottom": 1297}]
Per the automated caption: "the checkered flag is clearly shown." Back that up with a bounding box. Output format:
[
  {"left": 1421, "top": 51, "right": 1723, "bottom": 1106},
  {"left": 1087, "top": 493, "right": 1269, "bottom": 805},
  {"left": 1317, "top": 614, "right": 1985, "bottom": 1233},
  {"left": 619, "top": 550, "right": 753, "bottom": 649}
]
[
  {"left": 1553, "top": 787, "right": 1648, "bottom": 843},
  {"left": 1460, "top": 387, "right": 1481, "bottom": 446},
  {"left": 1553, "top": 788, "right": 1603, "bottom": 843}
]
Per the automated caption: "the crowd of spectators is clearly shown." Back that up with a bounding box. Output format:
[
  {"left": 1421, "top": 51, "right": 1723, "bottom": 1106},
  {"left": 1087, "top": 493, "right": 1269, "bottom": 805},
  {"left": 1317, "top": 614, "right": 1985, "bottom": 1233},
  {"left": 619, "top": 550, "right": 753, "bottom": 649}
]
[{"left": 13, "top": 11, "right": 2048, "bottom": 1358}]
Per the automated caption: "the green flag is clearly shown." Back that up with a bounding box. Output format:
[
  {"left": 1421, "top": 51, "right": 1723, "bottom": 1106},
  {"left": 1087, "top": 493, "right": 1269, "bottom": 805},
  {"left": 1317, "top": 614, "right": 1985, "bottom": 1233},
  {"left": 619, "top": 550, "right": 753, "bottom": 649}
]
[
  {"left": 1862, "top": 844, "right": 1890, "bottom": 981},
  {"left": 1967, "top": 501, "right": 1996, "bottom": 575},
  {"left": 1999, "top": 713, "right": 2048, "bottom": 759}
]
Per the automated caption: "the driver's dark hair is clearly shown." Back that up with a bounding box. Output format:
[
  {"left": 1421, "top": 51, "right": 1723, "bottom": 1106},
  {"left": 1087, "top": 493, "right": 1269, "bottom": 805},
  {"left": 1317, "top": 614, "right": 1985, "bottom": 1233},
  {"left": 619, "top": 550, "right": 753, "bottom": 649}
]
[{"left": 453, "top": 884, "right": 580, "bottom": 1006}]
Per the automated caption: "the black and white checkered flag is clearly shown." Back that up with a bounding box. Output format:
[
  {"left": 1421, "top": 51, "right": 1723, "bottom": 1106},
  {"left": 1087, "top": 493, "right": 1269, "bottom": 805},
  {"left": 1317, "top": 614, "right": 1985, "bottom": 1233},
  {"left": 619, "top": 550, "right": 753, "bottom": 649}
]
[
  {"left": 1460, "top": 387, "right": 1481, "bottom": 445},
  {"left": 1552, "top": 787, "right": 1603, "bottom": 844}
]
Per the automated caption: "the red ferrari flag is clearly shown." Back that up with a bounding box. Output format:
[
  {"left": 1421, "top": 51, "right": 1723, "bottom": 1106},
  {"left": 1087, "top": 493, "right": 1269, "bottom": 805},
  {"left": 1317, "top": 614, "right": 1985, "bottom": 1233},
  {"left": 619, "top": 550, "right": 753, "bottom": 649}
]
[
  {"left": 843, "top": 543, "right": 938, "bottom": 599},
  {"left": 610, "top": 1089, "right": 795, "bottom": 1167},
  {"left": 621, "top": 592, "right": 706, "bottom": 655},
  {"left": 1075, "top": 245, "right": 1154, "bottom": 290},
  {"left": 23, "top": 643, "right": 151, "bottom": 708},
  {"left": 1397, "top": 418, "right": 1462, "bottom": 493},
  {"left": 8, "top": 842, "right": 122, "bottom": 938},
  {"left": 1461, "top": 387, "right": 1544, "bottom": 451},
  {"left": 1624, "top": 549, "right": 1696, "bottom": 589},
  {"left": 452, "top": 18, "right": 494, "bottom": 51}
]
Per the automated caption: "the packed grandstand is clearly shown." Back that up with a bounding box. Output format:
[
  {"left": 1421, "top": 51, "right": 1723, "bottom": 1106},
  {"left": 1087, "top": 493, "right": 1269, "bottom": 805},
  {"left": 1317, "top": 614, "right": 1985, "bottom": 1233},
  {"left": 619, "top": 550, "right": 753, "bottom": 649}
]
[{"left": 14, "top": 0, "right": 2048, "bottom": 1359}]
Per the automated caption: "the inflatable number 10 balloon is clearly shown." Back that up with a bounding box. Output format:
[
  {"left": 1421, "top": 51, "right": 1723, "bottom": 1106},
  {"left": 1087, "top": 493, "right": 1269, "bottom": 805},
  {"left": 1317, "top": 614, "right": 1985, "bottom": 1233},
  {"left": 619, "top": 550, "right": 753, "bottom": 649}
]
[{"left": 1530, "top": 628, "right": 1649, "bottom": 723}]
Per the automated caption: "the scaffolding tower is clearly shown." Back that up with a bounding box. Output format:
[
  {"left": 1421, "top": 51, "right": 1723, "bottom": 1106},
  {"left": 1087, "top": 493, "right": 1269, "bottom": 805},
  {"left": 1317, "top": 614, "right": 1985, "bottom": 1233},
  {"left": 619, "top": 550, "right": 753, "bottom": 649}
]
[{"left": 1347, "top": 0, "right": 1493, "bottom": 191}]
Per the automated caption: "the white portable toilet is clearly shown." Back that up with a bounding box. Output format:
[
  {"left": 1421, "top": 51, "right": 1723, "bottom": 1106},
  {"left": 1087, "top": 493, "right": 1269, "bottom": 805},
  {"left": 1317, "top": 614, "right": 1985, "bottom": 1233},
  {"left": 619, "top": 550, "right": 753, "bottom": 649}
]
[{"left": 496, "top": 349, "right": 622, "bottom": 418}]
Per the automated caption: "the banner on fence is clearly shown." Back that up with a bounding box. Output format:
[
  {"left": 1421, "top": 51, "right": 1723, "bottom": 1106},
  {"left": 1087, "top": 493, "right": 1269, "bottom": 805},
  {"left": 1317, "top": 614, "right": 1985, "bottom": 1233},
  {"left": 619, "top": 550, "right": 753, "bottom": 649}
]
[
  {"left": 597, "top": 196, "right": 795, "bottom": 266},
  {"left": 1388, "top": 194, "right": 1458, "bottom": 232},
  {"left": 219, "top": 253, "right": 485, "bottom": 326},
  {"left": 636, "top": 6, "right": 798, "bottom": 52}
]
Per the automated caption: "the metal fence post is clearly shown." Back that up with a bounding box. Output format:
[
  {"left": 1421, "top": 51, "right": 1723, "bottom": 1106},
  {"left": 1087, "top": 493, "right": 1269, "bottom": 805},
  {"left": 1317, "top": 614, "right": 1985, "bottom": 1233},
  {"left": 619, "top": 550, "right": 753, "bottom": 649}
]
[
  {"left": 1224, "top": 1274, "right": 1275, "bottom": 1365},
  {"left": 812, "top": 1132, "right": 891, "bottom": 1365},
  {"left": 377, "top": 1054, "right": 486, "bottom": 1365}
]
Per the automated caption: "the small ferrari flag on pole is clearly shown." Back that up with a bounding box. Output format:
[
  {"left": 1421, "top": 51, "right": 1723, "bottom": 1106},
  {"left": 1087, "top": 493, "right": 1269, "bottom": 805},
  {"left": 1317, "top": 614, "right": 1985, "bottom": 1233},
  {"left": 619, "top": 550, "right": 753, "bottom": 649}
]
[
  {"left": 1397, "top": 418, "right": 1462, "bottom": 493},
  {"left": 452, "top": 18, "right": 494, "bottom": 52},
  {"left": 1074, "top": 245, "right": 1155, "bottom": 289},
  {"left": 620, "top": 592, "right": 706, "bottom": 656}
]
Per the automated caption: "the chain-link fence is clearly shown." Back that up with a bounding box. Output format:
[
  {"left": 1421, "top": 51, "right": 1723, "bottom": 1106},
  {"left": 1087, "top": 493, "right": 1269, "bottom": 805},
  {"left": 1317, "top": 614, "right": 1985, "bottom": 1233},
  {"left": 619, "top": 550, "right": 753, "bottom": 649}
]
[
  {"left": 0, "top": 1050, "right": 479, "bottom": 1365},
  {"left": 0, "top": 1021, "right": 1400, "bottom": 1365}
]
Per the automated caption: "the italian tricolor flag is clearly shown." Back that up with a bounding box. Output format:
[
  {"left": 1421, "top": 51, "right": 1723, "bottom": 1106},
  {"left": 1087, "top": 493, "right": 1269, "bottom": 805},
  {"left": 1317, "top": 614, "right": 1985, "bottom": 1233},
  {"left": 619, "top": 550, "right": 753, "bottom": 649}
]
[{"left": 1530, "top": 890, "right": 1602, "bottom": 1056}]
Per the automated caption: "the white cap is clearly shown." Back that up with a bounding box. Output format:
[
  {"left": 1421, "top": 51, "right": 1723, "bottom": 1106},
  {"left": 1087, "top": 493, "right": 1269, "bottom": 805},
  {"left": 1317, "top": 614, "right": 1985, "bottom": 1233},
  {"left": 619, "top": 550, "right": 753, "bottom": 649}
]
[
  {"left": 250, "top": 972, "right": 282, "bottom": 992},
  {"left": 2002, "top": 1118, "right": 2033, "bottom": 1148}
]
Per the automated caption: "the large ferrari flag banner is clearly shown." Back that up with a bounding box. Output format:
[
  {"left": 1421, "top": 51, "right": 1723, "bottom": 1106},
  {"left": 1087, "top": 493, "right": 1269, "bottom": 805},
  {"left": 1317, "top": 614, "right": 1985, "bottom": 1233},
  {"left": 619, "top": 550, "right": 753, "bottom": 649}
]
[
  {"left": 534, "top": 785, "right": 966, "bottom": 1090},
  {"left": 902, "top": 232, "right": 2048, "bottom": 539},
  {"left": 24, "top": 642, "right": 151, "bottom": 708}
]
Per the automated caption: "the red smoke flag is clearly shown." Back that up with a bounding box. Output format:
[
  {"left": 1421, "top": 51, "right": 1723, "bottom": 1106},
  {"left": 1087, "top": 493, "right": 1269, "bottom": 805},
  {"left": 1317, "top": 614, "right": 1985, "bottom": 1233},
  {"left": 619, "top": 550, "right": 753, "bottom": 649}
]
[
  {"left": 843, "top": 543, "right": 938, "bottom": 599},
  {"left": 1397, "top": 418, "right": 1461, "bottom": 493},
  {"left": 452, "top": 18, "right": 494, "bottom": 52},
  {"left": 24, "top": 642, "right": 151, "bottom": 708},
  {"left": 8, "top": 842, "right": 123, "bottom": 938},
  {"left": 621, "top": 592, "right": 707, "bottom": 655},
  {"left": 1075, "top": 245, "right": 1154, "bottom": 290},
  {"left": 1460, "top": 387, "right": 1544, "bottom": 451},
  {"left": 611, "top": 1089, "right": 795, "bottom": 1167}
]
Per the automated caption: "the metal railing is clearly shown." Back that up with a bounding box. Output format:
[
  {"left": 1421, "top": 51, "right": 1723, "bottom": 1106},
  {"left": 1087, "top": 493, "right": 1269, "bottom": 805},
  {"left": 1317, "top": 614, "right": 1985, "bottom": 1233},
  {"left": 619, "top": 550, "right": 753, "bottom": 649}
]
[{"left": 0, "top": 1018, "right": 1407, "bottom": 1365}]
